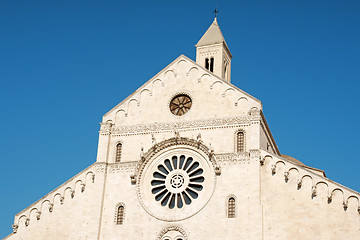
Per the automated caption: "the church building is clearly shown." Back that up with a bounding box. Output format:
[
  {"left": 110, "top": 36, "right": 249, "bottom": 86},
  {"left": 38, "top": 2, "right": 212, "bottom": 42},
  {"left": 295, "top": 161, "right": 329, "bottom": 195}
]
[{"left": 4, "top": 17, "right": 360, "bottom": 240}]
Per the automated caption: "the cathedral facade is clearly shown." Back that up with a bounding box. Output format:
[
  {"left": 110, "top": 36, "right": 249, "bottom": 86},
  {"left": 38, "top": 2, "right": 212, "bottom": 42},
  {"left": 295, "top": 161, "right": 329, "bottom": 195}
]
[{"left": 4, "top": 18, "right": 360, "bottom": 240}]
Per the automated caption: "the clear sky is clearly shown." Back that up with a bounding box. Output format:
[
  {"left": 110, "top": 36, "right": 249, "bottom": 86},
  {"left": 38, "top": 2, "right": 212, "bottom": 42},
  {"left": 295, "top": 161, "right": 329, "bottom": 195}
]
[{"left": 1, "top": 0, "right": 359, "bottom": 237}]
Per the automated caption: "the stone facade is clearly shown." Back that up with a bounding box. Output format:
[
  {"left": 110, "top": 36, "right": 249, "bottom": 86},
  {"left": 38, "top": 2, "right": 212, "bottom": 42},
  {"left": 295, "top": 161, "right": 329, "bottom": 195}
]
[{"left": 4, "top": 19, "right": 360, "bottom": 240}]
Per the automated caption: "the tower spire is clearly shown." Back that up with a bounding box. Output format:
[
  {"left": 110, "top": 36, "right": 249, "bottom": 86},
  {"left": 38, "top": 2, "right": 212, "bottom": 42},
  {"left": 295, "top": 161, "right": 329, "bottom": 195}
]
[{"left": 195, "top": 17, "right": 232, "bottom": 82}]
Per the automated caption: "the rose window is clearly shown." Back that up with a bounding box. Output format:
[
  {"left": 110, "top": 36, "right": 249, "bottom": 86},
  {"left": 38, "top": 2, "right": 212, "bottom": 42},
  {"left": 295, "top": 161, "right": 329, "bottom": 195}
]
[
  {"left": 151, "top": 155, "right": 204, "bottom": 209},
  {"left": 170, "top": 94, "right": 192, "bottom": 116}
]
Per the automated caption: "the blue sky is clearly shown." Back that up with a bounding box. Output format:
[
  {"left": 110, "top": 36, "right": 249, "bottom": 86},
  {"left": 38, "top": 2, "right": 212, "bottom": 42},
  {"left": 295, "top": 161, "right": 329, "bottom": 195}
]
[{"left": 1, "top": 0, "right": 359, "bottom": 237}]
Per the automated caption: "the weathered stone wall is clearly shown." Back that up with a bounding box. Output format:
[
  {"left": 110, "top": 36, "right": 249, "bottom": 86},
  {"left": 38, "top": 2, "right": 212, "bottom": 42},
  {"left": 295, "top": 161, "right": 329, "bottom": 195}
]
[
  {"left": 260, "top": 151, "right": 360, "bottom": 240},
  {"left": 4, "top": 164, "right": 105, "bottom": 240}
]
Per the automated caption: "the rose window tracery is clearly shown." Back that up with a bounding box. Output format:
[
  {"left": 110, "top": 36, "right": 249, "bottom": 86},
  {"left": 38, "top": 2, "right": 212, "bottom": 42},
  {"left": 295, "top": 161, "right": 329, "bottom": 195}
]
[
  {"left": 170, "top": 95, "right": 192, "bottom": 116},
  {"left": 138, "top": 147, "right": 215, "bottom": 221},
  {"left": 151, "top": 155, "right": 204, "bottom": 209}
]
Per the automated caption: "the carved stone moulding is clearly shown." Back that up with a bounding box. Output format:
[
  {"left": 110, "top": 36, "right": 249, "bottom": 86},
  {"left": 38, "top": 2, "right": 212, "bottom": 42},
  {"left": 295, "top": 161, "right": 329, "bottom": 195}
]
[
  {"left": 157, "top": 226, "right": 188, "bottom": 240},
  {"left": 111, "top": 116, "right": 250, "bottom": 135},
  {"left": 215, "top": 152, "right": 250, "bottom": 166},
  {"left": 134, "top": 137, "right": 220, "bottom": 178},
  {"left": 136, "top": 137, "right": 217, "bottom": 222},
  {"left": 108, "top": 162, "right": 136, "bottom": 174}
]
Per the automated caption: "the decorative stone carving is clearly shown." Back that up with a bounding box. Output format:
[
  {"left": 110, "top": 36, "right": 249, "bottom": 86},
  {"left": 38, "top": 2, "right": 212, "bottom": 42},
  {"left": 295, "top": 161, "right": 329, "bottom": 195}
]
[
  {"left": 208, "top": 143, "right": 215, "bottom": 159},
  {"left": 249, "top": 149, "right": 260, "bottom": 159},
  {"left": 12, "top": 224, "right": 18, "bottom": 233},
  {"left": 81, "top": 183, "right": 86, "bottom": 193},
  {"left": 136, "top": 137, "right": 217, "bottom": 222},
  {"left": 70, "top": 190, "right": 75, "bottom": 199},
  {"left": 133, "top": 137, "right": 219, "bottom": 182},
  {"left": 311, "top": 186, "right": 317, "bottom": 198},
  {"left": 92, "top": 174, "right": 95, "bottom": 183},
  {"left": 216, "top": 153, "right": 250, "bottom": 165},
  {"left": 343, "top": 201, "right": 348, "bottom": 211},
  {"left": 36, "top": 211, "right": 41, "bottom": 220},
  {"left": 48, "top": 203, "right": 53, "bottom": 212},
  {"left": 214, "top": 166, "right": 221, "bottom": 176},
  {"left": 358, "top": 206, "right": 360, "bottom": 214},
  {"left": 297, "top": 179, "right": 302, "bottom": 189},
  {"left": 95, "top": 163, "right": 106, "bottom": 173},
  {"left": 60, "top": 196, "right": 64, "bottom": 205},
  {"left": 197, "top": 132, "right": 202, "bottom": 143},
  {"left": 156, "top": 226, "right": 188, "bottom": 240},
  {"left": 250, "top": 108, "right": 261, "bottom": 121},
  {"left": 260, "top": 157, "right": 265, "bottom": 166},
  {"left": 284, "top": 171, "right": 289, "bottom": 182},
  {"left": 140, "top": 147, "right": 145, "bottom": 162},
  {"left": 327, "top": 195, "right": 332, "bottom": 204},
  {"left": 112, "top": 116, "right": 250, "bottom": 135},
  {"left": 25, "top": 218, "right": 30, "bottom": 227},
  {"left": 151, "top": 134, "right": 157, "bottom": 146},
  {"left": 174, "top": 129, "right": 180, "bottom": 139},
  {"left": 108, "top": 162, "right": 136, "bottom": 173},
  {"left": 271, "top": 165, "right": 276, "bottom": 175},
  {"left": 130, "top": 174, "right": 136, "bottom": 185},
  {"left": 99, "top": 122, "right": 113, "bottom": 135}
]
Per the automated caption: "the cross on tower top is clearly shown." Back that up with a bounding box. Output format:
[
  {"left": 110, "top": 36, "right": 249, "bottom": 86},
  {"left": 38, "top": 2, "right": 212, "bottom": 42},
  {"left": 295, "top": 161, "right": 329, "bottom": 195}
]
[{"left": 213, "top": 8, "right": 219, "bottom": 19}]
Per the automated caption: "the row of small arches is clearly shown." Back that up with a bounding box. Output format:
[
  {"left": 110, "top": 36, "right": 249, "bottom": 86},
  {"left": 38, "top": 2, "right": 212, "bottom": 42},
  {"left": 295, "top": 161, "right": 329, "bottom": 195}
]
[
  {"left": 13, "top": 171, "right": 95, "bottom": 231},
  {"left": 263, "top": 155, "right": 360, "bottom": 213},
  {"left": 107, "top": 58, "right": 259, "bottom": 122}
]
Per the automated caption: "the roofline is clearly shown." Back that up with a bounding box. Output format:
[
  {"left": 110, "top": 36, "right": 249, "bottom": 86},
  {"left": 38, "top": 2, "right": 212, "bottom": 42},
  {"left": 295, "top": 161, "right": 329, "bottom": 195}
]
[
  {"left": 103, "top": 55, "right": 187, "bottom": 118},
  {"left": 103, "top": 54, "right": 261, "bottom": 119},
  {"left": 15, "top": 163, "right": 96, "bottom": 217},
  {"left": 260, "top": 111, "right": 281, "bottom": 155},
  {"left": 261, "top": 150, "right": 360, "bottom": 197},
  {"left": 181, "top": 54, "right": 260, "bottom": 103}
]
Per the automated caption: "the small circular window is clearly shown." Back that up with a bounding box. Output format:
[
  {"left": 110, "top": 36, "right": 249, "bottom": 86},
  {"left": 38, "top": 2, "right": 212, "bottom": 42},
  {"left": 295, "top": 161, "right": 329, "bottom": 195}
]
[
  {"left": 170, "top": 94, "right": 192, "bottom": 116},
  {"left": 151, "top": 155, "right": 204, "bottom": 209}
]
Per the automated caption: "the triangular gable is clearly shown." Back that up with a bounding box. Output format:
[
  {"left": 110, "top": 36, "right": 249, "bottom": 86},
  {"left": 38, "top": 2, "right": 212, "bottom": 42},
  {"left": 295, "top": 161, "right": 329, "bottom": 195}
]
[{"left": 103, "top": 55, "right": 262, "bottom": 126}]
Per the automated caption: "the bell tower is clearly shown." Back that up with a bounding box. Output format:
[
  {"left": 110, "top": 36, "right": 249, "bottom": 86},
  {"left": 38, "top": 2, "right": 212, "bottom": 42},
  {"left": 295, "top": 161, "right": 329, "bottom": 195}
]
[{"left": 196, "top": 17, "right": 232, "bottom": 82}]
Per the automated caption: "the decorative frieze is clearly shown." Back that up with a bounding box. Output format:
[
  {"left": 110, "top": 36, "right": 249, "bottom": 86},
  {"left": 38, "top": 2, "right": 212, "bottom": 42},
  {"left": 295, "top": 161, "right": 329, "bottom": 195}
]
[
  {"left": 249, "top": 149, "right": 260, "bottom": 159},
  {"left": 111, "top": 116, "right": 250, "bottom": 135},
  {"left": 99, "top": 122, "right": 113, "bottom": 135},
  {"left": 250, "top": 108, "right": 261, "bottom": 121},
  {"left": 107, "top": 162, "right": 137, "bottom": 174},
  {"left": 95, "top": 163, "right": 106, "bottom": 173},
  {"left": 215, "top": 152, "right": 250, "bottom": 165}
]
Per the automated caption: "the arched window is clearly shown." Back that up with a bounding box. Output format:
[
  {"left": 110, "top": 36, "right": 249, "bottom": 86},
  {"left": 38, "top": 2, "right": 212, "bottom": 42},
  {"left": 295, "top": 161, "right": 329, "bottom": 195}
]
[
  {"left": 210, "top": 57, "right": 214, "bottom": 72},
  {"left": 205, "top": 58, "right": 209, "bottom": 70},
  {"left": 228, "top": 197, "right": 235, "bottom": 218},
  {"left": 224, "top": 62, "right": 228, "bottom": 79},
  {"left": 236, "top": 131, "right": 245, "bottom": 152},
  {"left": 116, "top": 205, "right": 125, "bottom": 225},
  {"left": 115, "top": 143, "right": 122, "bottom": 162}
]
